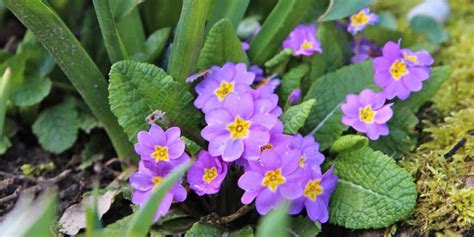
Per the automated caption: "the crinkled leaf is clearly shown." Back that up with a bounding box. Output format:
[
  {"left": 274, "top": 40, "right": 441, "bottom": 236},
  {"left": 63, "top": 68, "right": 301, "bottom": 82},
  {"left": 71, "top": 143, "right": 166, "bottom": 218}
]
[
  {"left": 256, "top": 203, "right": 290, "bottom": 237},
  {"left": 32, "top": 100, "right": 79, "bottom": 153},
  {"left": 302, "top": 61, "right": 377, "bottom": 150},
  {"left": 103, "top": 214, "right": 133, "bottom": 235},
  {"left": 264, "top": 48, "right": 292, "bottom": 69},
  {"left": 304, "top": 22, "right": 351, "bottom": 89},
  {"left": 182, "top": 136, "right": 202, "bottom": 156},
  {"left": 249, "top": 0, "right": 312, "bottom": 65},
  {"left": 278, "top": 64, "right": 309, "bottom": 106},
  {"left": 291, "top": 216, "right": 321, "bottom": 237},
  {"left": 228, "top": 226, "right": 254, "bottom": 237},
  {"left": 198, "top": 19, "right": 248, "bottom": 70},
  {"left": 329, "top": 135, "right": 417, "bottom": 229},
  {"left": 281, "top": 99, "right": 316, "bottom": 134},
  {"left": 410, "top": 15, "right": 449, "bottom": 43},
  {"left": 151, "top": 216, "right": 196, "bottom": 236},
  {"left": 185, "top": 222, "right": 223, "bottom": 237},
  {"left": 109, "top": 60, "right": 203, "bottom": 143},
  {"left": 318, "top": 0, "right": 373, "bottom": 22}
]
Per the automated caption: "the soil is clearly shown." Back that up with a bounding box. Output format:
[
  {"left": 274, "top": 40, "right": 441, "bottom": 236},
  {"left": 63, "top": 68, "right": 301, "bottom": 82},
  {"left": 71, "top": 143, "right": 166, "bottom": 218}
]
[{"left": 0, "top": 124, "right": 122, "bottom": 222}]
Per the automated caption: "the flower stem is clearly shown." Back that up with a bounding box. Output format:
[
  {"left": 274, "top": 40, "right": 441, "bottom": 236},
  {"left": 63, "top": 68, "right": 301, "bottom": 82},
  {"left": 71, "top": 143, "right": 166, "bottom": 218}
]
[{"left": 0, "top": 68, "right": 12, "bottom": 137}]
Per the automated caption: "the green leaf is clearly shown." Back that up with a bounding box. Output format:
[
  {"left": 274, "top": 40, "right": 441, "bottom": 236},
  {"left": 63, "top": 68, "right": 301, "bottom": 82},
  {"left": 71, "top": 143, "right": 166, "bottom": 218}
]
[
  {"left": 410, "top": 15, "right": 448, "bottom": 43},
  {"left": 145, "top": 27, "right": 171, "bottom": 62},
  {"left": 281, "top": 99, "right": 316, "bottom": 134},
  {"left": 369, "top": 106, "right": 418, "bottom": 157},
  {"left": 290, "top": 216, "right": 321, "bottom": 237},
  {"left": 228, "top": 226, "right": 254, "bottom": 237},
  {"left": 278, "top": 63, "right": 310, "bottom": 105},
  {"left": 0, "top": 188, "right": 57, "bottom": 237},
  {"left": 264, "top": 48, "right": 292, "bottom": 69},
  {"left": 111, "top": 0, "right": 144, "bottom": 22},
  {"left": 301, "top": 0, "right": 330, "bottom": 23},
  {"left": 103, "top": 214, "right": 133, "bottom": 235},
  {"left": 167, "top": 0, "right": 212, "bottom": 83},
  {"left": 318, "top": 0, "right": 373, "bottom": 22},
  {"left": 329, "top": 135, "right": 417, "bottom": 229},
  {"left": 182, "top": 136, "right": 202, "bottom": 156},
  {"left": 126, "top": 161, "right": 191, "bottom": 237},
  {"left": 0, "top": 135, "right": 11, "bottom": 155},
  {"left": 4, "top": 0, "right": 135, "bottom": 159},
  {"left": 32, "top": 100, "right": 79, "bottom": 153},
  {"left": 302, "top": 61, "right": 377, "bottom": 150},
  {"left": 85, "top": 186, "right": 103, "bottom": 237},
  {"left": 330, "top": 134, "right": 368, "bottom": 153},
  {"left": 185, "top": 222, "right": 223, "bottom": 237},
  {"left": 256, "top": 203, "right": 290, "bottom": 237},
  {"left": 304, "top": 22, "right": 351, "bottom": 89},
  {"left": 109, "top": 60, "right": 203, "bottom": 144},
  {"left": 11, "top": 76, "right": 51, "bottom": 107},
  {"left": 198, "top": 19, "right": 248, "bottom": 70},
  {"left": 93, "top": 0, "right": 129, "bottom": 63},
  {"left": 249, "top": 0, "right": 312, "bottom": 65},
  {"left": 207, "top": 0, "right": 250, "bottom": 32}
]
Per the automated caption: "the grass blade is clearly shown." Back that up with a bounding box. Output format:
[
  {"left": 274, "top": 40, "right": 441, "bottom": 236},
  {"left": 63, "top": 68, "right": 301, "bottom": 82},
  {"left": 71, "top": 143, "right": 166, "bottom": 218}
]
[
  {"left": 256, "top": 203, "right": 290, "bottom": 237},
  {"left": 93, "top": 0, "right": 129, "bottom": 63},
  {"left": 126, "top": 161, "right": 192, "bottom": 237},
  {"left": 167, "top": 0, "right": 212, "bottom": 84},
  {"left": 4, "top": 0, "right": 135, "bottom": 160}
]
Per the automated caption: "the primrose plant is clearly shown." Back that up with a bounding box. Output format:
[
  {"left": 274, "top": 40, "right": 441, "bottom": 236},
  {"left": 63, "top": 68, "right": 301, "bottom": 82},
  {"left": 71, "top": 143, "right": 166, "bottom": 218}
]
[{"left": 4, "top": 0, "right": 450, "bottom": 235}]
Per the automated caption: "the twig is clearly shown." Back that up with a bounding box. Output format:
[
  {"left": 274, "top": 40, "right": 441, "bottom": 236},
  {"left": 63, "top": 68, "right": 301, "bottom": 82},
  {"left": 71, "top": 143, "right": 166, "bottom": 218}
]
[
  {"left": 218, "top": 204, "right": 254, "bottom": 224},
  {"left": 0, "top": 169, "right": 71, "bottom": 205},
  {"left": 0, "top": 171, "right": 38, "bottom": 183}
]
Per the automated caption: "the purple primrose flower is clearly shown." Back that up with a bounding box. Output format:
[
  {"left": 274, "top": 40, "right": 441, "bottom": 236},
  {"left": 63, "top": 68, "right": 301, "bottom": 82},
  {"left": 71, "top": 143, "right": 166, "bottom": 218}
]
[
  {"left": 287, "top": 88, "right": 302, "bottom": 105},
  {"left": 373, "top": 41, "right": 433, "bottom": 100},
  {"left": 201, "top": 93, "right": 279, "bottom": 162},
  {"left": 348, "top": 8, "right": 378, "bottom": 35},
  {"left": 130, "top": 161, "right": 187, "bottom": 220},
  {"left": 194, "top": 62, "right": 255, "bottom": 113},
  {"left": 283, "top": 24, "right": 322, "bottom": 56},
  {"left": 238, "top": 149, "right": 303, "bottom": 215},
  {"left": 289, "top": 134, "right": 325, "bottom": 171},
  {"left": 351, "top": 37, "right": 381, "bottom": 63},
  {"left": 289, "top": 166, "right": 338, "bottom": 223},
  {"left": 134, "top": 125, "right": 189, "bottom": 165},
  {"left": 187, "top": 151, "right": 228, "bottom": 196},
  {"left": 341, "top": 89, "right": 393, "bottom": 140}
]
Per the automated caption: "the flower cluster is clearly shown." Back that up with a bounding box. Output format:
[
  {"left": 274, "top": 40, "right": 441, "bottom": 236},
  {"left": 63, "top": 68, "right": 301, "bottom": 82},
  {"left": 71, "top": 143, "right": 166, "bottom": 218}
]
[
  {"left": 340, "top": 7, "right": 434, "bottom": 140},
  {"left": 194, "top": 62, "right": 338, "bottom": 222},
  {"left": 130, "top": 125, "right": 190, "bottom": 220}
]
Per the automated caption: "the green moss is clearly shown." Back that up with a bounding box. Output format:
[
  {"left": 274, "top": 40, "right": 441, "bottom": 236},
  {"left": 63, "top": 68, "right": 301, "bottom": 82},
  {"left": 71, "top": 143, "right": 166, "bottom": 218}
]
[{"left": 400, "top": 108, "right": 474, "bottom": 234}]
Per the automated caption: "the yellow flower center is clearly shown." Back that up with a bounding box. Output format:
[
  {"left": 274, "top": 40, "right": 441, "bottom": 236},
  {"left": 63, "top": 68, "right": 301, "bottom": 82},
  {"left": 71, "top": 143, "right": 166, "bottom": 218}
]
[
  {"left": 403, "top": 52, "right": 418, "bottom": 64},
  {"left": 299, "top": 156, "right": 305, "bottom": 168},
  {"left": 350, "top": 11, "right": 369, "bottom": 26},
  {"left": 260, "top": 143, "right": 273, "bottom": 153},
  {"left": 214, "top": 81, "right": 234, "bottom": 101},
  {"left": 152, "top": 176, "right": 164, "bottom": 189},
  {"left": 359, "top": 105, "right": 375, "bottom": 123},
  {"left": 304, "top": 179, "right": 323, "bottom": 201},
  {"left": 202, "top": 167, "right": 218, "bottom": 184},
  {"left": 151, "top": 146, "right": 169, "bottom": 162},
  {"left": 390, "top": 60, "right": 409, "bottom": 80},
  {"left": 227, "top": 116, "right": 251, "bottom": 139},
  {"left": 262, "top": 168, "right": 286, "bottom": 192},
  {"left": 301, "top": 41, "right": 314, "bottom": 50}
]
